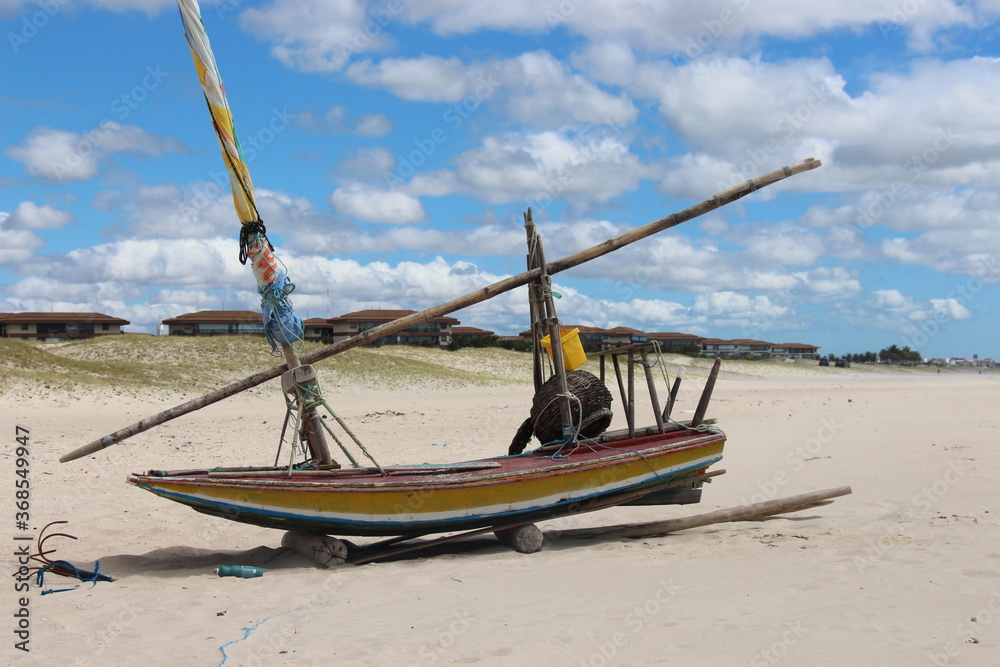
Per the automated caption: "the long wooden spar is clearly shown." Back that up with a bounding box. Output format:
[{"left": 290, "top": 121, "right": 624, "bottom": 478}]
[{"left": 60, "top": 157, "right": 821, "bottom": 463}]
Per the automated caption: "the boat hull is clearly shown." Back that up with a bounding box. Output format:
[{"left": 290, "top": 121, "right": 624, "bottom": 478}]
[{"left": 128, "top": 429, "right": 724, "bottom": 536}]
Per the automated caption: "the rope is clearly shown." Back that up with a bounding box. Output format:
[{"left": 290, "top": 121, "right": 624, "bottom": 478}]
[
  {"left": 533, "top": 391, "right": 584, "bottom": 460},
  {"left": 639, "top": 340, "right": 672, "bottom": 390},
  {"left": 238, "top": 220, "right": 270, "bottom": 265},
  {"left": 278, "top": 374, "right": 373, "bottom": 471},
  {"left": 35, "top": 559, "right": 108, "bottom": 594},
  {"left": 249, "top": 241, "right": 304, "bottom": 354},
  {"left": 259, "top": 275, "right": 300, "bottom": 354}
]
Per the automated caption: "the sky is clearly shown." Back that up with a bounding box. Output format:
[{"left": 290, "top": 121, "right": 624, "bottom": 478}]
[{"left": 1, "top": 0, "right": 999, "bottom": 360}]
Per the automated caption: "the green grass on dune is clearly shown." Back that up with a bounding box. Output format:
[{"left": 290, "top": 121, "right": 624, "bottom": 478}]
[
  {"left": 0, "top": 336, "right": 190, "bottom": 391},
  {"left": 0, "top": 335, "right": 535, "bottom": 395}
]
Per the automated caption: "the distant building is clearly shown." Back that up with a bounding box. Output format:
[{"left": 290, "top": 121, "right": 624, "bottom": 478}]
[
  {"left": 771, "top": 343, "right": 821, "bottom": 359},
  {"left": 514, "top": 328, "right": 819, "bottom": 358},
  {"left": 303, "top": 317, "right": 334, "bottom": 342},
  {"left": 646, "top": 332, "right": 706, "bottom": 350},
  {"left": 516, "top": 325, "right": 647, "bottom": 348},
  {"left": 700, "top": 338, "right": 739, "bottom": 357},
  {"left": 162, "top": 310, "right": 264, "bottom": 336},
  {"left": 452, "top": 326, "right": 496, "bottom": 339},
  {"left": 938, "top": 357, "right": 995, "bottom": 368},
  {"left": 154, "top": 308, "right": 825, "bottom": 358},
  {"left": 605, "top": 326, "right": 648, "bottom": 346},
  {"left": 325, "top": 309, "right": 459, "bottom": 347},
  {"left": 0, "top": 312, "right": 130, "bottom": 341},
  {"left": 702, "top": 339, "right": 819, "bottom": 359}
]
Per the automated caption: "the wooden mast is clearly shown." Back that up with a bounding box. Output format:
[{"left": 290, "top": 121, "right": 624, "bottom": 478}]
[
  {"left": 175, "top": 0, "right": 331, "bottom": 467},
  {"left": 524, "top": 210, "right": 575, "bottom": 445},
  {"left": 524, "top": 209, "right": 546, "bottom": 392},
  {"left": 60, "top": 157, "right": 821, "bottom": 463}
]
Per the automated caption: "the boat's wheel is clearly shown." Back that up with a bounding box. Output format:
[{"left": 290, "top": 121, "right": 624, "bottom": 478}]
[
  {"left": 281, "top": 531, "right": 349, "bottom": 567},
  {"left": 494, "top": 524, "right": 544, "bottom": 554}
]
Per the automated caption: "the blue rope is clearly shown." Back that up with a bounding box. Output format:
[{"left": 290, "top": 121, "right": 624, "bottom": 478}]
[
  {"left": 35, "top": 559, "right": 110, "bottom": 594},
  {"left": 259, "top": 273, "right": 304, "bottom": 352}
]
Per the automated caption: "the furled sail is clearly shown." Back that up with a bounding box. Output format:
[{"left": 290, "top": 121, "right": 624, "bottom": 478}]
[{"left": 176, "top": 0, "right": 303, "bottom": 350}]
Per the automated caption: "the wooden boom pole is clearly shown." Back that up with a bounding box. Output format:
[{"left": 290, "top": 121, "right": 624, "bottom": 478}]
[{"left": 60, "top": 157, "right": 821, "bottom": 463}]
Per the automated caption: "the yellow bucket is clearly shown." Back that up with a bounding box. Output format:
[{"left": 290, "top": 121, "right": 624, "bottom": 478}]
[{"left": 540, "top": 327, "right": 587, "bottom": 372}]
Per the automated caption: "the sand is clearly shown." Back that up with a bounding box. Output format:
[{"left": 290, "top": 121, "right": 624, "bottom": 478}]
[{"left": 3, "top": 363, "right": 999, "bottom": 666}]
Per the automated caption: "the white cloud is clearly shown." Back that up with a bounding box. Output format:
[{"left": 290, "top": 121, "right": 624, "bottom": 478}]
[
  {"left": 0, "top": 210, "right": 44, "bottom": 264},
  {"left": 659, "top": 153, "right": 749, "bottom": 200},
  {"left": 53, "top": 237, "right": 248, "bottom": 287},
  {"left": 347, "top": 55, "right": 470, "bottom": 101},
  {"left": 881, "top": 230, "right": 1000, "bottom": 278},
  {"left": 743, "top": 224, "right": 824, "bottom": 266},
  {"left": 563, "top": 296, "right": 693, "bottom": 332},
  {"left": 336, "top": 147, "right": 396, "bottom": 181},
  {"left": 857, "top": 289, "right": 976, "bottom": 337},
  {"left": 107, "top": 182, "right": 236, "bottom": 239},
  {"left": 355, "top": 113, "right": 393, "bottom": 137},
  {"left": 842, "top": 186, "right": 1000, "bottom": 234},
  {"left": 347, "top": 51, "right": 636, "bottom": 126},
  {"left": 232, "top": 0, "right": 992, "bottom": 85},
  {"left": 297, "top": 107, "right": 392, "bottom": 137},
  {"left": 407, "top": 0, "right": 978, "bottom": 53},
  {"left": 240, "top": 0, "right": 380, "bottom": 73},
  {"left": 288, "top": 222, "right": 525, "bottom": 258},
  {"left": 404, "top": 130, "right": 648, "bottom": 204},
  {"left": 86, "top": 0, "right": 175, "bottom": 14},
  {"left": 298, "top": 105, "right": 349, "bottom": 133},
  {"left": 5, "top": 201, "right": 73, "bottom": 229},
  {"left": 503, "top": 51, "right": 636, "bottom": 125},
  {"left": 102, "top": 182, "right": 335, "bottom": 242},
  {"left": 928, "top": 298, "right": 972, "bottom": 321},
  {"left": 2, "top": 0, "right": 175, "bottom": 17},
  {"left": 330, "top": 183, "right": 425, "bottom": 224},
  {"left": 286, "top": 255, "right": 506, "bottom": 308},
  {"left": 794, "top": 266, "right": 862, "bottom": 299},
  {"left": 690, "top": 291, "right": 794, "bottom": 333},
  {"left": 651, "top": 56, "right": 1000, "bottom": 196},
  {"left": 566, "top": 224, "right": 796, "bottom": 294},
  {"left": 6, "top": 122, "right": 184, "bottom": 182},
  {"left": 872, "top": 289, "right": 911, "bottom": 310},
  {"left": 7, "top": 276, "right": 146, "bottom": 302}
]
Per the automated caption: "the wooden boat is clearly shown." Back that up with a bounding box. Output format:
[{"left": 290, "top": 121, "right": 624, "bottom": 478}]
[
  {"left": 58, "top": 1, "right": 826, "bottom": 564},
  {"left": 127, "top": 423, "right": 725, "bottom": 538}
]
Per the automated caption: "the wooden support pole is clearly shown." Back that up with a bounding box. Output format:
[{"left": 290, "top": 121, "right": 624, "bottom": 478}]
[
  {"left": 627, "top": 348, "right": 635, "bottom": 437},
  {"left": 663, "top": 367, "right": 684, "bottom": 421},
  {"left": 524, "top": 209, "right": 546, "bottom": 393},
  {"left": 610, "top": 354, "right": 633, "bottom": 438},
  {"left": 60, "top": 158, "right": 821, "bottom": 463},
  {"left": 642, "top": 359, "right": 665, "bottom": 433},
  {"left": 279, "top": 344, "right": 333, "bottom": 466},
  {"left": 528, "top": 220, "right": 574, "bottom": 442},
  {"left": 692, "top": 357, "right": 721, "bottom": 427},
  {"left": 558, "top": 486, "right": 852, "bottom": 541}
]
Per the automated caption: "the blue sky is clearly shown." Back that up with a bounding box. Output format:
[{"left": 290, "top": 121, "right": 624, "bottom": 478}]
[{"left": 1, "top": 0, "right": 998, "bottom": 360}]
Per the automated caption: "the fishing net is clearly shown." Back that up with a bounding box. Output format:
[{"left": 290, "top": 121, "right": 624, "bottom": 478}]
[{"left": 508, "top": 370, "right": 614, "bottom": 454}]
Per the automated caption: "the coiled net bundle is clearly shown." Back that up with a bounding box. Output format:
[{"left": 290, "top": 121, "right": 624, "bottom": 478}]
[{"left": 508, "top": 370, "right": 614, "bottom": 454}]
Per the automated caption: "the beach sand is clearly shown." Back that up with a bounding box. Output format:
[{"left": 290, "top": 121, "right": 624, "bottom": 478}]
[{"left": 4, "top": 359, "right": 999, "bottom": 666}]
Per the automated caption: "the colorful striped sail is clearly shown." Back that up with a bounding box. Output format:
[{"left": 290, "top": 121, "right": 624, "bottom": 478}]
[{"left": 176, "top": 0, "right": 303, "bottom": 349}]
